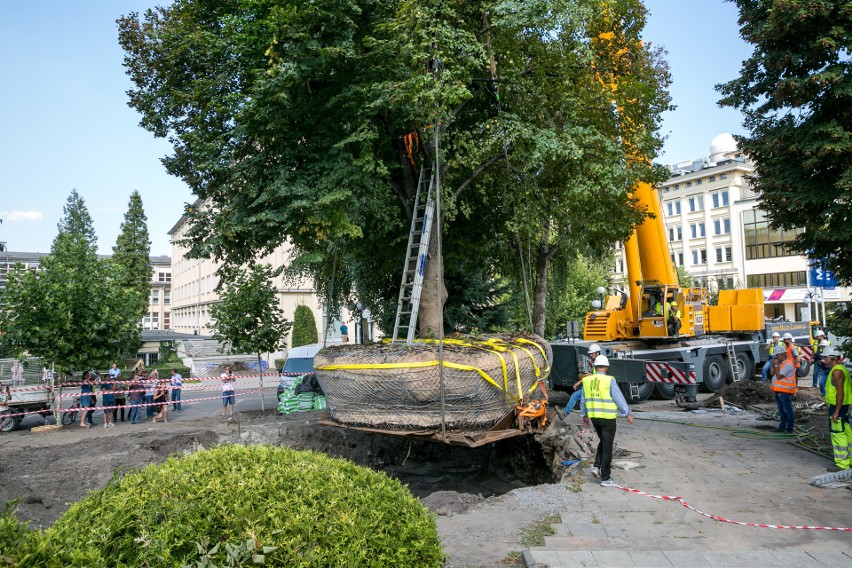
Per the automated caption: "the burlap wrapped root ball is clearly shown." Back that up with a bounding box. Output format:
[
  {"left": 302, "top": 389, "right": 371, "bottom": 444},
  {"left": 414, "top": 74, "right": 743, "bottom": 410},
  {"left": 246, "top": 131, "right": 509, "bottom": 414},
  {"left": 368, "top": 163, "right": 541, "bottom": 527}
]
[{"left": 315, "top": 334, "right": 551, "bottom": 430}]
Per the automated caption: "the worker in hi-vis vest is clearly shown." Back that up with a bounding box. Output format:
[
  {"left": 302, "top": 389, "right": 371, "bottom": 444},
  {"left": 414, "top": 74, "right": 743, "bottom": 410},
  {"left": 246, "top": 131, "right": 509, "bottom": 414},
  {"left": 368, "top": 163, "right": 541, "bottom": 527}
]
[
  {"left": 580, "top": 355, "right": 634, "bottom": 487},
  {"left": 762, "top": 331, "right": 781, "bottom": 383},
  {"left": 564, "top": 344, "right": 600, "bottom": 415},
  {"left": 769, "top": 348, "right": 798, "bottom": 433},
  {"left": 822, "top": 346, "right": 851, "bottom": 471}
]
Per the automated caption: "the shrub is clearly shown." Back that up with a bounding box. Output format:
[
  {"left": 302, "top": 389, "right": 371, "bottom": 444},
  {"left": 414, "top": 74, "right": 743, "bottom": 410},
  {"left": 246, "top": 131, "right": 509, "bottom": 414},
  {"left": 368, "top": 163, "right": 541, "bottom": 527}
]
[
  {"left": 291, "top": 305, "right": 319, "bottom": 348},
  {"left": 0, "top": 502, "right": 98, "bottom": 567},
  {"left": 46, "top": 445, "right": 443, "bottom": 567},
  {"left": 274, "top": 358, "right": 286, "bottom": 370}
]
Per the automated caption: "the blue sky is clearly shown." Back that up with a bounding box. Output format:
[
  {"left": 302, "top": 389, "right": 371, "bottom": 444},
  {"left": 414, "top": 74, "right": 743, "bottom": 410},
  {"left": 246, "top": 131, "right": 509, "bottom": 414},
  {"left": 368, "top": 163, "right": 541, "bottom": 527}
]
[{"left": 0, "top": 1, "right": 753, "bottom": 256}]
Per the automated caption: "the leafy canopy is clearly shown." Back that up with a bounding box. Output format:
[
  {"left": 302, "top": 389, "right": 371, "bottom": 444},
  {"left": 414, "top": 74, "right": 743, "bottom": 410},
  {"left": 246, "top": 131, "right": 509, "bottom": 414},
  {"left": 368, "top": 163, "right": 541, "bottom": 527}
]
[
  {"left": 717, "top": 0, "right": 852, "bottom": 282},
  {"left": 118, "top": 0, "right": 670, "bottom": 334}
]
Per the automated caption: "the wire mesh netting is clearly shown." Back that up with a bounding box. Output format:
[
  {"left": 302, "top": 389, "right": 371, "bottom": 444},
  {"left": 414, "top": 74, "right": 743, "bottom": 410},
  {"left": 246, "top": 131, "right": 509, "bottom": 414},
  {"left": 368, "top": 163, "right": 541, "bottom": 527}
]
[{"left": 314, "top": 334, "right": 552, "bottom": 430}]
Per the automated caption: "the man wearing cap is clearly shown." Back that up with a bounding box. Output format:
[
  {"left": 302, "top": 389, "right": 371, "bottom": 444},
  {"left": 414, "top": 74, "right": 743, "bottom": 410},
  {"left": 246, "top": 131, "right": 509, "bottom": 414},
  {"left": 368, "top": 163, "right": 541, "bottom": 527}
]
[
  {"left": 782, "top": 333, "right": 800, "bottom": 370},
  {"left": 769, "top": 347, "right": 797, "bottom": 433},
  {"left": 822, "top": 347, "right": 851, "bottom": 471},
  {"left": 762, "top": 332, "right": 782, "bottom": 383},
  {"left": 564, "top": 345, "right": 600, "bottom": 415},
  {"left": 580, "top": 355, "right": 634, "bottom": 487}
]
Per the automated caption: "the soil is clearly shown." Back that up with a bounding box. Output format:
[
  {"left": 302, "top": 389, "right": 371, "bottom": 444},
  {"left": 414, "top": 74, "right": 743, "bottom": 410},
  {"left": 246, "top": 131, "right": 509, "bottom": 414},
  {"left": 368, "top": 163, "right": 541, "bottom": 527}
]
[{"left": 0, "top": 387, "right": 837, "bottom": 568}]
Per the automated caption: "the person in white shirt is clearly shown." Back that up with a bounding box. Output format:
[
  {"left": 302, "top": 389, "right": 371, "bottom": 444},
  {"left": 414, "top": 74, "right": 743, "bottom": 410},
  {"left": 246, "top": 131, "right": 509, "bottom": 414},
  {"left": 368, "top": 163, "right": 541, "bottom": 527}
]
[{"left": 221, "top": 366, "right": 235, "bottom": 417}]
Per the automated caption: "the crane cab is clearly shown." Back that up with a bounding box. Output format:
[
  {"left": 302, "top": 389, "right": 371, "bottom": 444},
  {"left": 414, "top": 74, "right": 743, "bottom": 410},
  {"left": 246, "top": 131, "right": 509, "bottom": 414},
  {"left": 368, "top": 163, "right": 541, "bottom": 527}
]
[{"left": 637, "top": 282, "right": 706, "bottom": 340}]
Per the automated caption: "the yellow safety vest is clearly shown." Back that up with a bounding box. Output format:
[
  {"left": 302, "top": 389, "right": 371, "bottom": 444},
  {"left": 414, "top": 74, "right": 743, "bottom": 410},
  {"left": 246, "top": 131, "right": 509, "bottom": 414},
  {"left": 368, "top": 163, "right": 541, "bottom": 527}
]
[
  {"left": 826, "top": 364, "right": 852, "bottom": 407},
  {"left": 582, "top": 374, "right": 618, "bottom": 419},
  {"left": 768, "top": 341, "right": 779, "bottom": 356}
]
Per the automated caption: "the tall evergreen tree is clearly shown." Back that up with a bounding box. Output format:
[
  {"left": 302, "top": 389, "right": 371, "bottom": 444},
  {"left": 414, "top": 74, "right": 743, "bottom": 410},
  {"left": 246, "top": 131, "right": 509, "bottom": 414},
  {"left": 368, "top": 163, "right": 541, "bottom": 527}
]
[
  {"left": 0, "top": 191, "right": 139, "bottom": 371},
  {"left": 112, "top": 190, "right": 152, "bottom": 317}
]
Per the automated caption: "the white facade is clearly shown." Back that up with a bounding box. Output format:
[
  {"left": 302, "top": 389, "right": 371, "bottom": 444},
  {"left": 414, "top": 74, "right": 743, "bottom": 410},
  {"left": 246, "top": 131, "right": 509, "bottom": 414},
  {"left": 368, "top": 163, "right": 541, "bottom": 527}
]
[
  {"left": 168, "top": 206, "right": 372, "bottom": 349},
  {"left": 612, "top": 134, "right": 848, "bottom": 324},
  {"left": 143, "top": 256, "right": 172, "bottom": 331}
]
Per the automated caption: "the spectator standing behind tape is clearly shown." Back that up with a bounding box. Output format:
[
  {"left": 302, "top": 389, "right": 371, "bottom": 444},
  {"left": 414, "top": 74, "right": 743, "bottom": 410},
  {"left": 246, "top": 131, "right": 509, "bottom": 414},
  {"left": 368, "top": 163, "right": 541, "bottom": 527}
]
[
  {"left": 221, "top": 366, "right": 235, "bottom": 418},
  {"left": 127, "top": 373, "right": 144, "bottom": 425},
  {"left": 144, "top": 370, "right": 157, "bottom": 418},
  {"left": 79, "top": 371, "right": 93, "bottom": 429},
  {"left": 109, "top": 363, "right": 126, "bottom": 422},
  {"left": 100, "top": 372, "right": 116, "bottom": 429},
  {"left": 170, "top": 369, "right": 183, "bottom": 412},
  {"left": 9, "top": 360, "right": 24, "bottom": 386}
]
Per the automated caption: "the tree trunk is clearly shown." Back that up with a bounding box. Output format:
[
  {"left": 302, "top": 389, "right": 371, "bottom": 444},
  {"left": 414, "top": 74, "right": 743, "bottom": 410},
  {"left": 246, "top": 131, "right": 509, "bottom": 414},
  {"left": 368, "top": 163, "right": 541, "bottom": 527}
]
[
  {"left": 532, "top": 241, "right": 551, "bottom": 337},
  {"left": 418, "top": 214, "right": 447, "bottom": 339},
  {"left": 257, "top": 353, "right": 264, "bottom": 411}
]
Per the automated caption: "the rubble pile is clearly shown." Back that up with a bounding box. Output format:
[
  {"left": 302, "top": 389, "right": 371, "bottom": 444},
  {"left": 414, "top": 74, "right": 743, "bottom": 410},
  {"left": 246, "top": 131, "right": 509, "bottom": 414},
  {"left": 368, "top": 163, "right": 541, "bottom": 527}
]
[{"left": 703, "top": 380, "right": 773, "bottom": 408}]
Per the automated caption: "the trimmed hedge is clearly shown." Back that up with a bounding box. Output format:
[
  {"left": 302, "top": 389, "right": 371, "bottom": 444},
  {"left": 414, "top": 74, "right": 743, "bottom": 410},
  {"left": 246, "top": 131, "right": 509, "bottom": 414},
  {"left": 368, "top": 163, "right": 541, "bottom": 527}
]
[
  {"left": 291, "top": 305, "right": 319, "bottom": 348},
  {"left": 46, "top": 445, "right": 443, "bottom": 567}
]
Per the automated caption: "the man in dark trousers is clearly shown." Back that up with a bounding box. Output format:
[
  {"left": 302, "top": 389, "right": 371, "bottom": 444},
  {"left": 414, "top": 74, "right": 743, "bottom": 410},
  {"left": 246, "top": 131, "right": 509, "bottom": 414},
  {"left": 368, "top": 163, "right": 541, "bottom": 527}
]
[{"left": 580, "top": 355, "right": 634, "bottom": 487}]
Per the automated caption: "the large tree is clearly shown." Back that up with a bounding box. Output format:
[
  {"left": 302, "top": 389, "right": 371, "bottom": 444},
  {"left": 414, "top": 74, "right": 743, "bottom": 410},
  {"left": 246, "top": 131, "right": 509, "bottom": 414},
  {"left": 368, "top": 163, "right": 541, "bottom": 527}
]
[
  {"left": 0, "top": 191, "right": 139, "bottom": 371},
  {"left": 112, "top": 190, "right": 152, "bottom": 318},
  {"left": 718, "top": 0, "right": 851, "bottom": 282},
  {"left": 118, "top": 0, "right": 670, "bottom": 337}
]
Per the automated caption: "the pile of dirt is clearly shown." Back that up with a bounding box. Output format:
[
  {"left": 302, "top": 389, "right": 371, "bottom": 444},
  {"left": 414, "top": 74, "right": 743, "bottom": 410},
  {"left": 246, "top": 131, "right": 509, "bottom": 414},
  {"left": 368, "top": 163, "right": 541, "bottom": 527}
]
[{"left": 704, "top": 380, "right": 773, "bottom": 408}]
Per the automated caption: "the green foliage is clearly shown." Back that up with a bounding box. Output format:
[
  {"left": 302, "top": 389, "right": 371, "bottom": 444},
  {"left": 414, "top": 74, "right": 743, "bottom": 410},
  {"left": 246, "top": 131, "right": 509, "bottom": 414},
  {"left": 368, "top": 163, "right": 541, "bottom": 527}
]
[
  {"left": 158, "top": 340, "right": 181, "bottom": 364},
  {"left": 543, "top": 252, "right": 613, "bottom": 339},
  {"left": 0, "top": 502, "right": 99, "bottom": 567},
  {"left": 675, "top": 266, "right": 694, "bottom": 289},
  {"left": 718, "top": 0, "right": 852, "bottom": 283},
  {"left": 46, "top": 445, "right": 444, "bottom": 567},
  {"left": 118, "top": 0, "right": 671, "bottom": 339},
  {"left": 0, "top": 191, "right": 140, "bottom": 371},
  {"left": 209, "top": 264, "right": 292, "bottom": 357},
  {"left": 274, "top": 358, "right": 286, "bottom": 370},
  {"left": 112, "top": 190, "right": 152, "bottom": 320},
  {"left": 291, "top": 305, "right": 319, "bottom": 348}
]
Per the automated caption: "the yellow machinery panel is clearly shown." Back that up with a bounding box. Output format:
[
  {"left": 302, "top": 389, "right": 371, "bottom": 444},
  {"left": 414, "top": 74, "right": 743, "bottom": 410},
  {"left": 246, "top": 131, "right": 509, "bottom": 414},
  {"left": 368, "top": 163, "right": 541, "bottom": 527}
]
[
  {"left": 707, "top": 305, "right": 732, "bottom": 332},
  {"left": 717, "top": 289, "right": 738, "bottom": 306},
  {"left": 730, "top": 303, "right": 765, "bottom": 331}
]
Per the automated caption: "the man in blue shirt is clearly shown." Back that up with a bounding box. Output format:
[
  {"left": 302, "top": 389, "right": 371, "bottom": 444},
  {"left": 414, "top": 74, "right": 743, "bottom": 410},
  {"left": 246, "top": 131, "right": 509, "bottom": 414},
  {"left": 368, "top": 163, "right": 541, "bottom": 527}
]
[{"left": 564, "top": 344, "right": 601, "bottom": 415}]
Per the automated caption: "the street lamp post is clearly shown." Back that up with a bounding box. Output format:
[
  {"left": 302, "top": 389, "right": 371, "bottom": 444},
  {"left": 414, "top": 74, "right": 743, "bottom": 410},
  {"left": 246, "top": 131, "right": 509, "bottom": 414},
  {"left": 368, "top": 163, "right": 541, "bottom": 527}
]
[{"left": 804, "top": 288, "right": 825, "bottom": 327}]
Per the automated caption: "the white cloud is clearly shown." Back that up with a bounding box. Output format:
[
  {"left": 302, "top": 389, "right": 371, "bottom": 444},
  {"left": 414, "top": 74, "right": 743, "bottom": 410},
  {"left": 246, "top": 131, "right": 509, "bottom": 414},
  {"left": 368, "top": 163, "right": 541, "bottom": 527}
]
[{"left": 0, "top": 210, "right": 44, "bottom": 222}]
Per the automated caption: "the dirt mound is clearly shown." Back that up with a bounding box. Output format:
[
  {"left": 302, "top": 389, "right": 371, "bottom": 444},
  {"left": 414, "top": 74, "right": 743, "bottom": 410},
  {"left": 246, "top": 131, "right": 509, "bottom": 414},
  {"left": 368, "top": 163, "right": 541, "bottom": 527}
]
[{"left": 704, "top": 380, "right": 773, "bottom": 408}]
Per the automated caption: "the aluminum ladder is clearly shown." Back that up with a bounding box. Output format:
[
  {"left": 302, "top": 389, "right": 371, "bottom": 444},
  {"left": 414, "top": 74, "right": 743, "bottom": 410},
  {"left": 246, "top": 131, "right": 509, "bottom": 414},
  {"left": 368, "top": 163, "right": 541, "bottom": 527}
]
[
  {"left": 392, "top": 164, "right": 437, "bottom": 343},
  {"left": 725, "top": 340, "right": 739, "bottom": 381}
]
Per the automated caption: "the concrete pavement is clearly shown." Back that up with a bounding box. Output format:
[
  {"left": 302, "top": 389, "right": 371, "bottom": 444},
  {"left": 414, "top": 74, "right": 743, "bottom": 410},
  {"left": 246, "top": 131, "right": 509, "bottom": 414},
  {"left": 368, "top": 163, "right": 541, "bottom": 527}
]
[{"left": 524, "top": 408, "right": 852, "bottom": 567}]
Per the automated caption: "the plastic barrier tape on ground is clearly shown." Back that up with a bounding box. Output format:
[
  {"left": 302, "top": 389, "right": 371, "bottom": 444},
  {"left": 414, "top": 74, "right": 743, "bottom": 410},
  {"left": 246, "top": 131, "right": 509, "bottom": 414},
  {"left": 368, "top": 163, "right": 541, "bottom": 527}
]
[
  {"left": 610, "top": 484, "right": 852, "bottom": 531},
  {"left": 0, "top": 391, "right": 253, "bottom": 421}
]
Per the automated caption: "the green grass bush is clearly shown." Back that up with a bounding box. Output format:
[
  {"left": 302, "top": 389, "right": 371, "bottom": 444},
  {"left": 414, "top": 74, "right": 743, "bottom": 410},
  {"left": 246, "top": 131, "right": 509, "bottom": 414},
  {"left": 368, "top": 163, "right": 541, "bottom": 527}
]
[
  {"left": 0, "top": 502, "right": 98, "bottom": 567},
  {"left": 291, "top": 305, "right": 319, "bottom": 348},
  {"left": 46, "top": 445, "right": 443, "bottom": 567}
]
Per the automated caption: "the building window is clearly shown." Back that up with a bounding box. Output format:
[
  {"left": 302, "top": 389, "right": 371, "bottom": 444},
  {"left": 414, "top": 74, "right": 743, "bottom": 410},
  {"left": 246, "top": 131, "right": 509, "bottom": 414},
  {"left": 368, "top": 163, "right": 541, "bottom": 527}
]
[
  {"left": 667, "top": 201, "right": 682, "bottom": 216},
  {"left": 150, "top": 289, "right": 159, "bottom": 305},
  {"left": 164, "top": 290, "right": 170, "bottom": 305},
  {"left": 700, "top": 249, "right": 707, "bottom": 264},
  {"left": 692, "top": 250, "right": 706, "bottom": 264},
  {"left": 725, "top": 246, "right": 732, "bottom": 262},
  {"left": 674, "top": 184, "right": 680, "bottom": 190},
  {"left": 164, "top": 312, "right": 171, "bottom": 330},
  {"left": 696, "top": 179, "right": 703, "bottom": 185},
  {"left": 690, "top": 223, "right": 705, "bottom": 238},
  {"left": 711, "top": 191, "right": 730, "bottom": 208},
  {"left": 743, "top": 209, "right": 802, "bottom": 259},
  {"left": 142, "top": 311, "right": 159, "bottom": 330},
  {"left": 716, "top": 247, "right": 723, "bottom": 263},
  {"left": 669, "top": 225, "right": 682, "bottom": 242},
  {"left": 678, "top": 252, "right": 684, "bottom": 266},
  {"left": 709, "top": 175, "right": 716, "bottom": 182},
  {"left": 713, "top": 217, "right": 731, "bottom": 235},
  {"left": 720, "top": 174, "right": 727, "bottom": 179},
  {"left": 715, "top": 246, "right": 733, "bottom": 264},
  {"left": 688, "top": 196, "right": 704, "bottom": 212},
  {"left": 747, "top": 271, "right": 807, "bottom": 288},
  {"left": 158, "top": 271, "right": 171, "bottom": 283},
  {"left": 686, "top": 182, "right": 692, "bottom": 187}
]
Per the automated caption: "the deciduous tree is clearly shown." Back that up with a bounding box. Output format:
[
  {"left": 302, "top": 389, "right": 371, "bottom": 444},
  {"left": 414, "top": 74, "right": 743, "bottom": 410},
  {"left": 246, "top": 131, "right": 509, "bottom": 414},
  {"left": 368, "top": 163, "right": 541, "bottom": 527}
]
[
  {"left": 718, "top": 0, "right": 851, "bottom": 282},
  {"left": 118, "top": 0, "right": 670, "bottom": 337}
]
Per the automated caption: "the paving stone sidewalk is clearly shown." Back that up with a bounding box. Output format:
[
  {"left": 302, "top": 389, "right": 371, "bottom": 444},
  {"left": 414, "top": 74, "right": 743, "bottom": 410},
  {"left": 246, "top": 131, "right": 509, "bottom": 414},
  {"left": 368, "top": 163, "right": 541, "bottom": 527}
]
[{"left": 524, "top": 409, "right": 852, "bottom": 567}]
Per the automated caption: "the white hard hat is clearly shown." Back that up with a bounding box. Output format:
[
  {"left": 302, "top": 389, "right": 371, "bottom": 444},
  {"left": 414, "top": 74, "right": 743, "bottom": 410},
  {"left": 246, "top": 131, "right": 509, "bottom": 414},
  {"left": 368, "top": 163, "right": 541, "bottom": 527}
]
[
  {"left": 782, "top": 333, "right": 793, "bottom": 340},
  {"left": 815, "top": 330, "right": 825, "bottom": 337},
  {"left": 771, "top": 332, "right": 780, "bottom": 338},
  {"left": 593, "top": 355, "right": 609, "bottom": 367},
  {"left": 819, "top": 340, "right": 829, "bottom": 347},
  {"left": 588, "top": 344, "right": 601, "bottom": 354},
  {"left": 822, "top": 346, "right": 841, "bottom": 358}
]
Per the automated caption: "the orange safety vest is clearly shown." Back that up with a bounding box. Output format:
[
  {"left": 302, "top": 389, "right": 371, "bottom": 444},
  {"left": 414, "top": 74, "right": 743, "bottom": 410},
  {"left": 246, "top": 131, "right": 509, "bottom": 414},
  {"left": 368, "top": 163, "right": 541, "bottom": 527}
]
[
  {"left": 771, "top": 356, "right": 798, "bottom": 395},
  {"left": 785, "top": 343, "right": 800, "bottom": 369}
]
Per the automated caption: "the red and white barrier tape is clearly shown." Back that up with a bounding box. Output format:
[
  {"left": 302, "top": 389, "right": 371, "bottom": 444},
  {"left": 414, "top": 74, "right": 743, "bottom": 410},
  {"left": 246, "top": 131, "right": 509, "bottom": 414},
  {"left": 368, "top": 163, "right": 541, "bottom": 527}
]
[
  {"left": 11, "top": 373, "right": 285, "bottom": 392},
  {"left": 0, "top": 390, "right": 253, "bottom": 421},
  {"left": 612, "top": 484, "right": 852, "bottom": 531}
]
